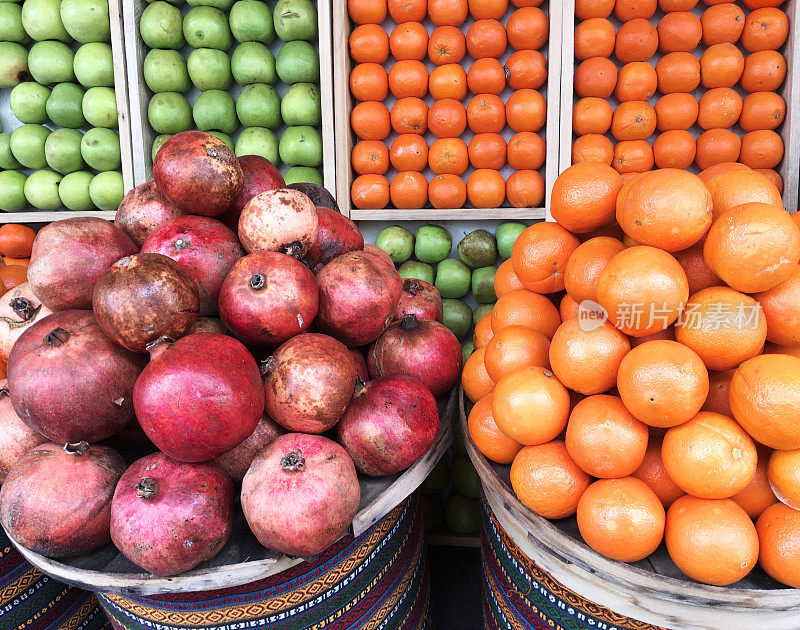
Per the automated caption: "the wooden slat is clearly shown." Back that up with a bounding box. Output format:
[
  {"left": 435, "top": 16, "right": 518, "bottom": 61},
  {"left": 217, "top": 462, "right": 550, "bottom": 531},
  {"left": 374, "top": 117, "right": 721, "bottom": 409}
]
[
  {"left": 0, "top": 212, "right": 117, "bottom": 225},
  {"left": 780, "top": 0, "right": 799, "bottom": 211},
  {"left": 318, "top": 0, "right": 336, "bottom": 192},
  {"left": 108, "top": 0, "right": 134, "bottom": 194},
  {"left": 558, "top": 0, "right": 575, "bottom": 180},
  {"left": 332, "top": 1, "right": 354, "bottom": 217}
]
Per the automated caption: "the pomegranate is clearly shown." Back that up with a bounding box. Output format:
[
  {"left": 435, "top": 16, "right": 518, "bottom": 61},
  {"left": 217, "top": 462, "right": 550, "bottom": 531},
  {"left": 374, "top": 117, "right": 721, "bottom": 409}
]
[
  {"left": 363, "top": 243, "right": 395, "bottom": 270},
  {"left": 153, "top": 131, "right": 244, "bottom": 217},
  {"left": 263, "top": 333, "right": 356, "bottom": 433},
  {"left": 0, "top": 442, "right": 125, "bottom": 557},
  {"left": 396, "top": 279, "right": 443, "bottom": 322},
  {"left": 222, "top": 155, "right": 286, "bottom": 229},
  {"left": 133, "top": 333, "right": 264, "bottom": 462},
  {"left": 190, "top": 317, "right": 226, "bottom": 334},
  {"left": 110, "top": 453, "right": 233, "bottom": 576},
  {"left": 93, "top": 253, "right": 199, "bottom": 353},
  {"left": 306, "top": 207, "right": 364, "bottom": 268},
  {"left": 336, "top": 375, "right": 439, "bottom": 476},
  {"left": 0, "top": 283, "right": 52, "bottom": 360},
  {"left": 141, "top": 216, "right": 243, "bottom": 316},
  {"left": 238, "top": 189, "right": 318, "bottom": 257},
  {"left": 115, "top": 180, "right": 182, "bottom": 246},
  {"left": 316, "top": 251, "right": 402, "bottom": 347},
  {"left": 241, "top": 433, "right": 360, "bottom": 557},
  {"left": 368, "top": 315, "right": 461, "bottom": 397},
  {"left": 213, "top": 414, "right": 284, "bottom": 483},
  {"left": 287, "top": 182, "right": 339, "bottom": 212},
  {"left": 0, "top": 382, "right": 46, "bottom": 484},
  {"left": 8, "top": 310, "right": 145, "bottom": 443},
  {"left": 218, "top": 252, "right": 318, "bottom": 346},
  {"left": 28, "top": 217, "right": 138, "bottom": 312},
  {"left": 348, "top": 348, "right": 369, "bottom": 383}
]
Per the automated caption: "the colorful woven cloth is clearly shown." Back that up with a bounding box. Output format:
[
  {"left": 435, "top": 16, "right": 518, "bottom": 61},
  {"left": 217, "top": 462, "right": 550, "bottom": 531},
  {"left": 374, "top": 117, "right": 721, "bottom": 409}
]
[
  {"left": 480, "top": 495, "right": 665, "bottom": 630},
  {"left": 99, "top": 495, "right": 431, "bottom": 630},
  {"left": 0, "top": 527, "right": 111, "bottom": 630}
]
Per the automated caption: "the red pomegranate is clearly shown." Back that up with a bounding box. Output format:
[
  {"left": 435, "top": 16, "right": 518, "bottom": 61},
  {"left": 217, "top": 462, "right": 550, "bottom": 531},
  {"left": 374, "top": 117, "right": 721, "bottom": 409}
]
[
  {"left": 27, "top": 217, "right": 138, "bottom": 312},
  {"left": 0, "top": 283, "right": 52, "bottom": 360},
  {"left": 218, "top": 252, "right": 318, "bottom": 346},
  {"left": 316, "top": 251, "right": 402, "bottom": 347},
  {"left": 213, "top": 414, "right": 284, "bottom": 483},
  {"left": 396, "top": 279, "right": 443, "bottom": 322},
  {"left": 0, "top": 382, "right": 46, "bottom": 484},
  {"left": 8, "top": 310, "right": 145, "bottom": 443},
  {"left": 110, "top": 453, "right": 233, "bottom": 576},
  {"left": 0, "top": 442, "right": 125, "bottom": 557},
  {"left": 141, "top": 216, "right": 243, "bottom": 316},
  {"left": 153, "top": 131, "right": 244, "bottom": 217},
  {"left": 222, "top": 155, "right": 286, "bottom": 229},
  {"left": 263, "top": 333, "right": 356, "bottom": 433},
  {"left": 190, "top": 317, "right": 226, "bottom": 334},
  {"left": 306, "top": 207, "right": 364, "bottom": 268},
  {"left": 241, "top": 433, "right": 360, "bottom": 557},
  {"left": 348, "top": 348, "right": 368, "bottom": 382},
  {"left": 368, "top": 315, "right": 462, "bottom": 397},
  {"left": 92, "top": 253, "right": 199, "bottom": 353},
  {"left": 115, "top": 180, "right": 183, "bottom": 246},
  {"left": 287, "top": 182, "right": 339, "bottom": 213},
  {"left": 238, "top": 189, "right": 318, "bottom": 257},
  {"left": 363, "top": 243, "right": 395, "bottom": 270},
  {"left": 133, "top": 333, "right": 264, "bottom": 462},
  {"left": 336, "top": 375, "right": 439, "bottom": 476}
]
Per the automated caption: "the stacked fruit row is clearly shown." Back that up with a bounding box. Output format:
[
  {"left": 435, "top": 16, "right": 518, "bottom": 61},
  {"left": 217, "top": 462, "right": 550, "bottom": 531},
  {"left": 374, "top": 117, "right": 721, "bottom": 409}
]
[
  {"left": 421, "top": 441, "right": 481, "bottom": 537},
  {"left": 347, "top": 0, "right": 550, "bottom": 210},
  {"left": 0, "top": 0, "right": 124, "bottom": 213},
  {"left": 140, "top": 0, "right": 324, "bottom": 186},
  {"left": 571, "top": 0, "right": 787, "bottom": 188}
]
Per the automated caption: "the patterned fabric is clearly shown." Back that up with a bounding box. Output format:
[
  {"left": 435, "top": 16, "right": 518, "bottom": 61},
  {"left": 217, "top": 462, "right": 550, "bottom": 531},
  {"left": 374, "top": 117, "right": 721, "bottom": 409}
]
[
  {"left": 480, "top": 495, "right": 666, "bottom": 630},
  {"left": 0, "top": 527, "right": 110, "bottom": 630},
  {"left": 99, "top": 495, "right": 431, "bottom": 630}
]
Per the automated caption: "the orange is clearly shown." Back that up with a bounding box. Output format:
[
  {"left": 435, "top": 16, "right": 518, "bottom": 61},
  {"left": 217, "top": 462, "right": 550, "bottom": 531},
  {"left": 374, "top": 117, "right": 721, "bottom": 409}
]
[
  {"left": 756, "top": 267, "right": 800, "bottom": 347},
  {"left": 658, "top": 11, "right": 702, "bottom": 53},
  {"left": 389, "top": 171, "right": 428, "bottom": 209},
  {"left": 730, "top": 354, "right": 800, "bottom": 450},
  {"left": 428, "top": 63, "right": 468, "bottom": 100},
  {"left": 767, "top": 449, "right": 800, "bottom": 509},
  {"left": 744, "top": 0, "right": 789, "bottom": 6},
  {"left": 512, "top": 223, "right": 580, "bottom": 293},
  {"left": 468, "top": 133, "right": 506, "bottom": 169},
  {"left": 614, "top": 0, "right": 657, "bottom": 20},
  {"left": 615, "top": 62, "right": 658, "bottom": 102},
  {"left": 740, "top": 129, "right": 784, "bottom": 169},
  {"left": 632, "top": 439, "right": 685, "bottom": 507},
  {"left": 655, "top": 93, "right": 699, "bottom": 131},
  {"left": 428, "top": 174, "right": 467, "bottom": 209},
  {"left": 572, "top": 135, "right": 614, "bottom": 166},
  {"left": 391, "top": 97, "right": 428, "bottom": 134},
  {"left": 351, "top": 101, "right": 391, "bottom": 140},
  {"left": 703, "top": 369, "right": 734, "bottom": 417},
  {"left": 466, "top": 19, "right": 507, "bottom": 59},
  {"left": 506, "top": 7, "right": 549, "bottom": 51},
  {"left": 653, "top": 130, "right": 696, "bottom": 170},
  {"left": 427, "top": 26, "right": 466, "bottom": 66},
  {"left": 564, "top": 236, "right": 626, "bottom": 304},
  {"left": 493, "top": 366, "right": 571, "bottom": 445},
  {"left": 577, "top": 477, "right": 665, "bottom": 562},
  {"left": 390, "top": 134, "right": 428, "bottom": 172},
  {"left": 510, "top": 440, "right": 592, "bottom": 519},
  {"left": 701, "top": 43, "right": 745, "bottom": 88},
  {"left": 612, "top": 140, "right": 654, "bottom": 174},
  {"left": 473, "top": 313, "right": 495, "bottom": 348},
  {"left": 741, "top": 50, "right": 787, "bottom": 93},
  {"left": 485, "top": 325, "right": 550, "bottom": 382},
  {"left": 614, "top": 19, "right": 659, "bottom": 63},
  {"left": 705, "top": 168, "right": 782, "bottom": 219},
  {"left": 566, "top": 395, "right": 649, "bottom": 478},
  {"left": 428, "top": 0, "right": 469, "bottom": 25},
  {"left": 351, "top": 174, "right": 390, "bottom": 209},
  {"left": 349, "top": 24, "right": 390, "bottom": 64},
  {"left": 741, "top": 7, "right": 789, "bottom": 52},
  {"left": 506, "top": 170, "right": 545, "bottom": 209},
  {"left": 348, "top": 0, "right": 387, "bottom": 24},
  {"left": 349, "top": 63, "right": 389, "bottom": 101},
  {"left": 466, "top": 58, "right": 506, "bottom": 95},
  {"left": 732, "top": 449, "right": 778, "bottom": 519},
  {"left": 656, "top": 52, "right": 701, "bottom": 93},
  {"left": 495, "top": 259, "right": 526, "bottom": 297},
  {"left": 389, "top": 22, "right": 428, "bottom": 61},
  {"left": 574, "top": 18, "right": 616, "bottom": 61},
  {"left": 351, "top": 140, "right": 389, "bottom": 175},
  {"left": 572, "top": 97, "right": 613, "bottom": 136},
  {"left": 491, "top": 288, "right": 562, "bottom": 338},
  {"left": 467, "top": 94, "right": 506, "bottom": 134},
  {"left": 507, "top": 132, "right": 545, "bottom": 170},
  {"left": 468, "top": 393, "right": 523, "bottom": 464},
  {"left": 698, "top": 161, "right": 750, "bottom": 183},
  {"left": 701, "top": 3, "right": 746, "bottom": 45},
  {"left": 505, "top": 89, "right": 546, "bottom": 133},
  {"left": 550, "top": 162, "right": 622, "bottom": 234},
  {"left": 697, "top": 87, "right": 743, "bottom": 129},
  {"left": 427, "top": 99, "right": 467, "bottom": 138},
  {"left": 695, "top": 128, "right": 742, "bottom": 171},
  {"left": 610, "top": 101, "right": 657, "bottom": 141},
  {"left": 462, "top": 346, "right": 494, "bottom": 403},
  {"left": 574, "top": 57, "right": 618, "bottom": 98},
  {"left": 758, "top": 166, "right": 784, "bottom": 193},
  {"left": 575, "top": 0, "right": 614, "bottom": 19},
  {"left": 628, "top": 327, "right": 675, "bottom": 348},
  {"left": 673, "top": 240, "right": 722, "bottom": 295},
  {"left": 665, "top": 496, "right": 759, "bottom": 585},
  {"left": 467, "top": 169, "right": 506, "bottom": 209},
  {"left": 597, "top": 246, "right": 689, "bottom": 337},
  {"left": 388, "top": 0, "right": 426, "bottom": 22},
  {"left": 740, "top": 92, "right": 786, "bottom": 132},
  {"left": 659, "top": 0, "right": 697, "bottom": 9},
  {"left": 504, "top": 50, "right": 548, "bottom": 90},
  {"left": 756, "top": 503, "right": 800, "bottom": 588},
  {"left": 469, "top": 0, "right": 508, "bottom": 20},
  {"left": 428, "top": 137, "right": 468, "bottom": 175},
  {"left": 617, "top": 340, "right": 709, "bottom": 427},
  {"left": 560, "top": 294, "right": 580, "bottom": 321},
  {"left": 388, "top": 59, "right": 429, "bottom": 98}
]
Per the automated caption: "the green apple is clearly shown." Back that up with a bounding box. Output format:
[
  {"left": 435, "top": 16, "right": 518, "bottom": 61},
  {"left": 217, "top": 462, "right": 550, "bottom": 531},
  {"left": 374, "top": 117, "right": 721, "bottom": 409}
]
[
  {"left": 10, "top": 81, "right": 51, "bottom": 123},
  {"left": 230, "top": 1, "right": 274, "bottom": 44},
  {"left": 193, "top": 89, "right": 238, "bottom": 135},
  {"left": 235, "top": 127, "right": 279, "bottom": 164},
  {"left": 28, "top": 40, "right": 74, "bottom": 84},
  {"left": 45, "top": 128, "right": 85, "bottom": 173},
  {"left": 144, "top": 49, "right": 190, "bottom": 93},
  {"left": 0, "top": 42, "right": 29, "bottom": 88},
  {"left": 283, "top": 166, "right": 322, "bottom": 186},
  {"left": 0, "top": 3, "right": 27, "bottom": 43},
  {"left": 276, "top": 40, "right": 319, "bottom": 84},
  {"left": 24, "top": 169, "right": 63, "bottom": 210},
  {"left": 60, "top": 0, "right": 110, "bottom": 43},
  {"left": 82, "top": 86, "right": 117, "bottom": 128},
  {"left": 0, "top": 171, "right": 27, "bottom": 212},
  {"left": 81, "top": 127, "right": 121, "bottom": 170},
  {"left": 139, "top": 1, "right": 185, "bottom": 49},
  {"left": 187, "top": 0, "right": 234, "bottom": 8},
  {"left": 274, "top": 0, "right": 317, "bottom": 42},
  {"left": 206, "top": 131, "right": 234, "bottom": 151},
  {"left": 59, "top": 170, "right": 96, "bottom": 211},
  {"left": 73, "top": 42, "right": 114, "bottom": 87},
  {"left": 0, "top": 133, "right": 23, "bottom": 170},
  {"left": 231, "top": 42, "right": 275, "bottom": 85},
  {"left": 279, "top": 126, "right": 322, "bottom": 167},
  {"left": 149, "top": 93, "right": 192, "bottom": 134},
  {"left": 281, "top": 83, "right": 321, "bottom": 126},
  {"left": 236, "top": 83, "right": 280, "bottom": 128},
  {"left": 89, "top": 171, "right": 124, "bottom": 211},
  {"left": 151, "top": 134, "right": 172, "bottom": 162},
  {"left": 9, "top": 123, "right": 50, "bottom": 169},
  {"left": 187, "top": 48, "right": 232, "bottom": 90},
  {"left": 46, "top": 82, "right": 86, "bottom": 128},
  {"left": 22, "top": 0, "right": 70, "bottom": 42},
  {"left": 183, "top": 6, "right": 232, "bottom": 50}
]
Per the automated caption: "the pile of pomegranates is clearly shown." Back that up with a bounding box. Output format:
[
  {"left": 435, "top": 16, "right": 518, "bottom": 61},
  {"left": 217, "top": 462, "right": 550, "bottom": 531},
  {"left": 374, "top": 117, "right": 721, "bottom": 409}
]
[{"left": 0, "top": 131, "right": 462, "bottom": 577}]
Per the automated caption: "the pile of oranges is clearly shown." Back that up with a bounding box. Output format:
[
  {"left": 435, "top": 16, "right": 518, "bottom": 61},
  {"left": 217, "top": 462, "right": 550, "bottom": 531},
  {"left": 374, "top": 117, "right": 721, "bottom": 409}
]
[
  {"left": 465, "top": 160, "right": 800, "bottom": 588},
  {"left": 347, "top": 0, "right": 550, "bottom": 210},
  {"left": 571, "top": 0, "right": 787, "bottom": 188}
]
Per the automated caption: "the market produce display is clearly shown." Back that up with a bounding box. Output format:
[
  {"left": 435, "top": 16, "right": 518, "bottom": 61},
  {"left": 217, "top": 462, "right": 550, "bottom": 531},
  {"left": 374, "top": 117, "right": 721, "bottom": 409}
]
[
  {"left": 346, "top": 0, "right": 550, "bottom": 210},
  {"left": 139, "top": 0, "right": 325, "bottom": 185},
  {"left": 464, "top": 161, "right": 800, "bottom": 588},
  {"left": 0, "top": 0, "right": 125, "bottom": 212},
  {"left": 571, "top": 0, "right": 787, "bottom": 187}
]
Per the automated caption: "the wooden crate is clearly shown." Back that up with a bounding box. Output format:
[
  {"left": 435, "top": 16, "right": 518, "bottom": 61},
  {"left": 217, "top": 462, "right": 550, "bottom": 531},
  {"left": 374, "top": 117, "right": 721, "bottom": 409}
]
[
  {"left": 558, "top": 0, "right": 800, "bottom": 212},
  {"left": 334, "top": 2, "right": 564, "bottom": 221},
  {"left": 124, "top": 0, "right": 336, "bottom": 191}
]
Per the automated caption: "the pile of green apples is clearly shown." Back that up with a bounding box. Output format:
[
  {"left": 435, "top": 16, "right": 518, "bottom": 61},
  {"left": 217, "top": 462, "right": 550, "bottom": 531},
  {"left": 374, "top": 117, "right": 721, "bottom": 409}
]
[
  {"left": 0, "top": 0, "right": 124, "bottom": 213},
  {"left": 140, "top": 0, "right": 323, "bottom": 186}
]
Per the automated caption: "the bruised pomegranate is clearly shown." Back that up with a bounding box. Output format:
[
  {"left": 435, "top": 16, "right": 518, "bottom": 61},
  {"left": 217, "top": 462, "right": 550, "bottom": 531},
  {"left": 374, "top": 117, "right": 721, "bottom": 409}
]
[
  {"left": 0, "top": 442, "right": 125, "bottom": 557},
  {"left": 336, "top": 375, "right": 439, "bottom": 476},
  {"left": 153, "top": 131, "right": 244, "bottom": 217},
  {"left": 133, "top": 333, "right": 264, "bottom": 462},
  {"left": 238, "top": 189, "right": 318, "bottom": 256},
  {"left": 111, "top": 453, "right": 233, "bottom": 576},
  {"left": 306, "top": 207, "right": 364, "bottom": 268},
  {"left": 115, "top": 180, "right": 182, "bottom": 246},
  {"left": 141, "top": 216, "right": 243, "bottom": 316},
  {"left": 0, "top": 283, "right": 52, "bottom": 360},
  {"left": 0, "top": 382, "right": 46, "bottom": 484},
  {"left": 8, "top": 310, "right": 145, "bottom": 443},
  {"left": 316, "top": 251, "right": 402, "bottom": 347},
  {"left": 213, "top": 414, "right": 284, "bottom": 483},
  {"left": 348, "top": 348, "right": 368, "bottom": 382},
  {"left": 93, "top": 253, "right": 199, "bottom": 353},
  {"left": 263, "top": 333, "right": 356, "bottom": 433},
  {"left": 28, "top": 217, "right": 138, "bottom": 312},
  {"left": 396, "top": 279, "right": 443, "bottom": 322},
  {"left": 218, "top": 252, "right": 318, "bottom": 346},
  {"left": 190, "top": 317, "right": 226, "bottom": 334},
  {"left": 222, "top": 155, "right": 286, "bottom": 229},
  {"left": 287, "top": 182, "right": 339, "bottom": 212},
  {"left": 241, "top": 433, "right": 360, "bottom": 557},
  {"left": 368, "top": 315, "right": 461, "bottom": 397}
]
